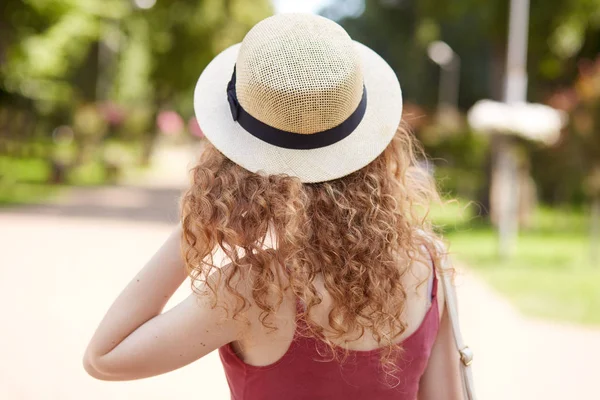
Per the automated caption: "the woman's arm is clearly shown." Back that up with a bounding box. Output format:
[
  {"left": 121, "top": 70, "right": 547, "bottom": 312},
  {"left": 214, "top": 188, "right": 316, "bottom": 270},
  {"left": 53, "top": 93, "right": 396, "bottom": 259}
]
[
  {"left": 418, "top": 285, "right": 464, "bottom": 399},
  {"left": 83, "top": 226, "right": 241, "bottom": 381}
]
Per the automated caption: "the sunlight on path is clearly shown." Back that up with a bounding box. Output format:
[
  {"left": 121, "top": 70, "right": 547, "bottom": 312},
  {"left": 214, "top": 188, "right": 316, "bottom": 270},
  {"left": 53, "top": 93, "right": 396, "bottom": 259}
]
[{"left": 0, "top": 215, "right": 230, "bottom": 399}]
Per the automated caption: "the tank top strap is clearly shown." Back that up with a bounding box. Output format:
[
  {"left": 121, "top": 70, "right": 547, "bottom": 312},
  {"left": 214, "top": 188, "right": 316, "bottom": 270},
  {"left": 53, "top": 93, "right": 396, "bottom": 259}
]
[
  {"left": 425, "top": 244, "right": 439, "bottom": 301},
  {"left": 430, "top": 259, "right": 438, "bottom": 301}
]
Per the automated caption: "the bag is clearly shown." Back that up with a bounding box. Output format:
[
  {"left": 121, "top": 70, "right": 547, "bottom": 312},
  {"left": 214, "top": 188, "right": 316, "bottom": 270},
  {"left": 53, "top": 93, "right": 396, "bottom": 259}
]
[{"left": 440, "top": 267, "right": 477, "bottom": 400}]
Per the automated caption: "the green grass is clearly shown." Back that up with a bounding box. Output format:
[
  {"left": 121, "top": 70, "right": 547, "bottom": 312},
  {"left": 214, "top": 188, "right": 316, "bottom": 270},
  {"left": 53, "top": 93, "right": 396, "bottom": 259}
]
[
  {"left": 0, "top": 156, "right": 59, "bottom": 205},
  {"left": 66, "top": 160, "right": 109, "bottom": 186},
  {"left": 0, "top": 156, "right": 112, "bottom": 206},
  {"left": 433, "top": 201, "right": 600, "bottom": 325}
]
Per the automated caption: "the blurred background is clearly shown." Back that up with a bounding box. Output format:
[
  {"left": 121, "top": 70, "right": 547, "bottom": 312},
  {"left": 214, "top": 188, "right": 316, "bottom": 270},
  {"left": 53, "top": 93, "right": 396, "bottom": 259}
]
[{"left": 1, "top": 0, "right": 599, "bottom": 399}]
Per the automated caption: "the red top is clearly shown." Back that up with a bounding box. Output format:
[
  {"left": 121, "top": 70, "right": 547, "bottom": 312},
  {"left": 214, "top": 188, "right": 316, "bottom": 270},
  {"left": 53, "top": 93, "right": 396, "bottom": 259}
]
[{"left": 219, "top": 271, "right": 439, "bottom": 400}]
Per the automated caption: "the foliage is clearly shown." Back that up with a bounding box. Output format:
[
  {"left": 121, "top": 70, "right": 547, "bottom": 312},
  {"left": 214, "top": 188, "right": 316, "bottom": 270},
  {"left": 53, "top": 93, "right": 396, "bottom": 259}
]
[
  {"left": 571, "top": 57, "right": 600, "bottom": 196},
  {"left": 1, "top": 0, "right": 272, "bottom": 114},
  {"left": 0, "top": 0, "right": 272, "bottom": 193},
  {"left": 419, "top": 125, "right": 490, "bottom": 200},
  {"left": 146, "top": 0, "right": 272, "bottom": 114},
  {"left": 527, "top": 137, "right": 587, "bottom": 205},
  {"left": 542, "top": 55, "right": 600, "bottom": 203},
  {"left": 325, "top": 0, "right": 600, "bottom": 107}
]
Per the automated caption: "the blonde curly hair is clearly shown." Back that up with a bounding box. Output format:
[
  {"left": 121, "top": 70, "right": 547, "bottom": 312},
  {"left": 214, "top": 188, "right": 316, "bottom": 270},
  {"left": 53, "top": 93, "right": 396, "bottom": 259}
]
[{"left": 180, "top": 124, "right": 444, "bottom": 380}]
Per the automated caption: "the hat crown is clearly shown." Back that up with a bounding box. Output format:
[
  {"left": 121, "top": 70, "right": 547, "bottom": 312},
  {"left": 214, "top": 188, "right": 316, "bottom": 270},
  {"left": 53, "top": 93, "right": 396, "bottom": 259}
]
[{"left": 235, "top": 14, "right": 364, "bottom": 135}]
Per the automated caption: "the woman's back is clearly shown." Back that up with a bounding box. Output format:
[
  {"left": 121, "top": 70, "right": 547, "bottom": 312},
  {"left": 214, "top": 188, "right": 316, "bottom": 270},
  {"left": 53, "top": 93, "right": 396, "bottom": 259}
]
[{"left": 219, "top": 254, "right": 445, "bottom": 399}]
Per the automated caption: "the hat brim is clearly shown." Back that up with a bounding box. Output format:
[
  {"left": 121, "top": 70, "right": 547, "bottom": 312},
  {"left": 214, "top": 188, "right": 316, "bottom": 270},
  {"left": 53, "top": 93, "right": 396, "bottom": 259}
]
[{"left": 193, "top": 41, "right": 402, "bottom": 183}]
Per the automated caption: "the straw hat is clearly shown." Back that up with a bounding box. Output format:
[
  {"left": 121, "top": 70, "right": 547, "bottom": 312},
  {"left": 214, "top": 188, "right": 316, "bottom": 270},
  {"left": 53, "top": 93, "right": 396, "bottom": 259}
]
[{"left": 194, "top": 14, "right": 402, "bottom": 183}]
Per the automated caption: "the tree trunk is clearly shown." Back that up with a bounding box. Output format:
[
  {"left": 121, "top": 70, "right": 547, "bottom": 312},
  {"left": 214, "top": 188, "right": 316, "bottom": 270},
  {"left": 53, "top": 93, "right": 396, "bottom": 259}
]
[{"left": 50, "top": 160, "right": 68, "bottom": 184}]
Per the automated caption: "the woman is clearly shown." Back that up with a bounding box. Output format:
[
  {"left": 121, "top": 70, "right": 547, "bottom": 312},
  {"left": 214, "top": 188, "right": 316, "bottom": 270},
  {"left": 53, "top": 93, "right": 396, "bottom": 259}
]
[{"left": 84, "top": 14, "right": 464, "bottom": 399}]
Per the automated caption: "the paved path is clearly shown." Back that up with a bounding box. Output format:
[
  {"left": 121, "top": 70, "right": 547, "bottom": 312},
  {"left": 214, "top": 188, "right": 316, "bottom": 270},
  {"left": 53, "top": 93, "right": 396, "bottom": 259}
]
[
  {"left": 1, "top": 145, "right": 599, "bottom": 399},
  {"left": 458, "top": 270, "right": 600, "bottom": 400}
]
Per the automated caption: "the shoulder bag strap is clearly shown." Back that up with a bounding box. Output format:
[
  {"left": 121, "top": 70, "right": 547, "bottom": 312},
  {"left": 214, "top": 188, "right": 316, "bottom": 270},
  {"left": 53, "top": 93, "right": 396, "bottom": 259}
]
[{"left": 439, "top": 264, "right": 477, "bottom": 400}]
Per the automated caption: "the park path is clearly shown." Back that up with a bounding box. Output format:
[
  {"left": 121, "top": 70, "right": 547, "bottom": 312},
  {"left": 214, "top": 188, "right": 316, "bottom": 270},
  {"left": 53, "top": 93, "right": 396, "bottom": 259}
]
[{"left": 1, "top": 144, "right": 599, "bottom": 399}]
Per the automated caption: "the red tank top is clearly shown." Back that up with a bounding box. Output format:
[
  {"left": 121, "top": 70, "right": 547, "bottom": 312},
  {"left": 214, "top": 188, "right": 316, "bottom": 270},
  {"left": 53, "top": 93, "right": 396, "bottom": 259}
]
[{"left": 219, "top": 270, "right": 439, "bottom": 400}]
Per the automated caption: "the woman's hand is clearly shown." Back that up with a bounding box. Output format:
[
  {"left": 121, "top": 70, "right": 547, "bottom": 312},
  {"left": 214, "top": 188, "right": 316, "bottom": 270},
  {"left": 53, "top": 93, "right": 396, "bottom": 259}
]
[{"left": 83, "top": 226, "right": 241, "bottom": 381}]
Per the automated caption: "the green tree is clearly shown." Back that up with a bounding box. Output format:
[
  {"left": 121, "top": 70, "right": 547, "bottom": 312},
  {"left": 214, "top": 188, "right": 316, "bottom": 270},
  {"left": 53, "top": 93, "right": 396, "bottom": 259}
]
[
  {"left": 0, "top": 0, "right": 272, "bottom": 168},
  {"left": 1, "top": 0, "right": 271, "bottom": 115},
  {"left": 569, "top": 57, "right": 600, "bottom": 263},
  {"left": 324, "top": 0, "right": 600, "bottom": 107}
]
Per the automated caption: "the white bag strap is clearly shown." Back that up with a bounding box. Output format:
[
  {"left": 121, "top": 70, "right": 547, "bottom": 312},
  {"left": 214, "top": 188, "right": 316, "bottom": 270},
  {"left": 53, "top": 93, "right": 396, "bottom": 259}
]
[{"left": 439, "top": 263, "right": 477, "bottom": 400}]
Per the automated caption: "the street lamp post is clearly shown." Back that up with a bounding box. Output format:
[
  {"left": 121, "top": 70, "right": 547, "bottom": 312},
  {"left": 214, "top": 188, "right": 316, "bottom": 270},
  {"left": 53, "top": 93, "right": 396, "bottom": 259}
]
[
  {"left": 496, "top": 0, "right": 530, "bottom": 258},
  {"left": 427, "top": 41, "right": 461, "bottom": 114}
]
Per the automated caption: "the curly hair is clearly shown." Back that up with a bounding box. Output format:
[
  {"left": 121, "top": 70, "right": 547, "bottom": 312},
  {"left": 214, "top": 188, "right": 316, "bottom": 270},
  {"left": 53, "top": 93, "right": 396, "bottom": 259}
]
[{"left": 180, "top": 125, "right": 445, "bottom": 381}]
